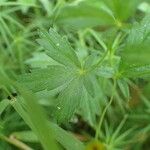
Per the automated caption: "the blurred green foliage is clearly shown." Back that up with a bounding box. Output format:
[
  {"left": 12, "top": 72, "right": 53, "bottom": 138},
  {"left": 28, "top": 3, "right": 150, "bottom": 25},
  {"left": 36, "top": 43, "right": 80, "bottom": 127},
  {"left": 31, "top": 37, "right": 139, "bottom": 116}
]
[{"left": 0, "top": 0, "right": 150, "bottom": 150}]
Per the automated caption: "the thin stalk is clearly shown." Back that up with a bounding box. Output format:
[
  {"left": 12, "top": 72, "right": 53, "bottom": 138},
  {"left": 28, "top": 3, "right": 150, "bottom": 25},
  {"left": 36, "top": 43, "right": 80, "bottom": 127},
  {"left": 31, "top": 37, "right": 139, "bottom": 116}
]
[
  {"left": 95, "top": 79, "right": 117, "bottom": 140},
  {"left": 0, "top": 135, "right": 33, "bottom": 150},
  {"left": 51, "top": 0, "right": 65, "bottom": 24},
  {"left": 87, "top": 29, "right": 107, "bottom": 51},
  {"left": 111, "top": 32, "right": 122, "bottom": 54},
  {"left": 89, "top": 50, "right": 109, "bottom": 72},
  {"left": 78, "top": 31, "right": 86, "bottom": 48}
]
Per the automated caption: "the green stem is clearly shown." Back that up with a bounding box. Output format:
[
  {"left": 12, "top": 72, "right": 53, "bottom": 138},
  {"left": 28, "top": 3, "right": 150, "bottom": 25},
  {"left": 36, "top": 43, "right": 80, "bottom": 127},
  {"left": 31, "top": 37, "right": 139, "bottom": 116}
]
[
  {"left": 78, "top": 31, "right": 86, "bottom": 48},
  {"left": 51, "top": 0, "right": 65, "bottom": 24},
  {"left": 89, "top": 50, "right": 109, "bottom": 72},
  {"left": 87, "top": 29, "right": 107, "bottom": 51},
  {"left": 95, "top": 79, "right": 117, "bottom": 140}
]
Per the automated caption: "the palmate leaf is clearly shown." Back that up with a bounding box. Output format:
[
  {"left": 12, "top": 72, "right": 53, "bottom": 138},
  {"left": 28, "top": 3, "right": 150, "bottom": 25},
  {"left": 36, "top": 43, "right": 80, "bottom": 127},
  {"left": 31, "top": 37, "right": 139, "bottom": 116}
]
[
  {"left": 19, "top": 28, "right": 96, "bottom": 123},
  {"left": 19, "top": 28, "right": 81, "bottom": 93}
]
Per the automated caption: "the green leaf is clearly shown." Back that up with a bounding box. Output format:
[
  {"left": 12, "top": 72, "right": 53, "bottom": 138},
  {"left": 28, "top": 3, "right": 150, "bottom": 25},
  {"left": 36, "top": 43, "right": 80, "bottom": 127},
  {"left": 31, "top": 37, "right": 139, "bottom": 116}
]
[
  {"left": 102, "top": 117, "right": 134, "bottom": 149},
  {"left": 96, "top": 66, "right": 115, "bottom": 78},
  {"left": 12, "top": 131, "right": 38, "bottom": 143},
  {"left": 103, "top": 0, "right": 140, "bottom": 21},
  {"left": 122, "top": 14, "right": 150, "bottom": 65},
  {"left": 51, "top": 123, "right": 85, "bottom": 150},
  {"left": 83, "top": 74, "right": 95, "bottom": 97},
  {"left": 121, "top": 64, "right": 150, "bottom": 78},
  {"left": 13, "top": 85, "right": 58, "bottom": 150},
  {"left": 13, "top": 123, "right": 85, "bottom": 150},
  {"left": 55, "top": 1, "right": 115, "bottom": 30},
  {"left": 80, "top": 88, "right": 99, "bottom": 126},
  {"left": 95, "top": 55, "right": 120, "bottom": 79},
  {"left": 37, "top": 28, "right": 81, "bottom": 68},
  {"left": 19, "top": 28, "right": 81, "bottom": 93},
  {"left": 25, "top": 52, "right": 60, "bottom": 68},
  {"left": 18, "top": 65, "right": 74, "bottom": 92},
  {"left": 117, "top": 79, "right": 130, "bottom": 99},
  {"left": 54, "top": 78, "right": 83, "bottom": 123},
  {"left": 127, "top": 16, "right": 150, "bottom": 45},
  {"left": 0, "top": 99, "right": 9, "bottom": 115},
  {"left": 19, "top": 29, "right": 110, "bottom": 124}
]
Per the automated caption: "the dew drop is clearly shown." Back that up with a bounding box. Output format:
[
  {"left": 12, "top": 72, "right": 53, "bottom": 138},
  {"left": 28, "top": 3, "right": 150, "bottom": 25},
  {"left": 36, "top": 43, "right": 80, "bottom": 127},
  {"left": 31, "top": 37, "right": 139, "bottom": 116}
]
[
  {"left": 56, "top": 43, "right": 60, "bottom": 46},
  {"left": 57, "top": 106, "right": 61, "bottom": 110},
  {"left": 144, "top": 24, "right": 147, "bottom": 28}
]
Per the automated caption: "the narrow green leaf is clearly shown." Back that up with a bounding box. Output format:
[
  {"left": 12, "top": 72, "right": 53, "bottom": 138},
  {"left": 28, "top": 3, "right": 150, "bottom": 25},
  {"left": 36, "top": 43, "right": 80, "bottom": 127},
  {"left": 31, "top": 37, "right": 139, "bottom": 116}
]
[
  {"left": 0, "top": 99, "right": 9, "bottom": 115},
  {"left": 12, "top": 131, "right": 38, "bottom": 143},
  {"left": 15, "top": 86, "right": 58, "bottom": 150},
  {"left": 96, "top": 66, "right": 115, "bottom": 78},
  {"left": 117, "top": 79, "right": 130, "bottom": 99},
  {"left": 51, "top": 123, "right": 85, "bottom": 150},
  {"left": 12, "top": 123, "right": 85, "bottom": 150}
]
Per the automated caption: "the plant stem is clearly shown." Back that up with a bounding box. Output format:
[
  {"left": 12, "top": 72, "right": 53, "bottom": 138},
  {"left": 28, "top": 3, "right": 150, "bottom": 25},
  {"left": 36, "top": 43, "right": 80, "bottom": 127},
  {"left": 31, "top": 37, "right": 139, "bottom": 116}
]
[
  {"left": 95, "top": 79, "right": 117, "bottom": 140},
  {"left": 89, "top": 50, "right": 109, "bottom": 72},
  {"left": 87, "top": 29, "right": 107, "bottom": 51},
  {"left": 0, "top": 135, "right": 33, "bottom": 150}
]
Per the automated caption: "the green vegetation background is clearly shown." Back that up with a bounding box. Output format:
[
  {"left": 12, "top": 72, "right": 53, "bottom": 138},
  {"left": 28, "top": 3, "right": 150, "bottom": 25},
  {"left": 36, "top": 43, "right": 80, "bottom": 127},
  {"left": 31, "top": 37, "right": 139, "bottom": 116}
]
[{"left": 0, "top": 0, "right": 150, "bottom": 150}]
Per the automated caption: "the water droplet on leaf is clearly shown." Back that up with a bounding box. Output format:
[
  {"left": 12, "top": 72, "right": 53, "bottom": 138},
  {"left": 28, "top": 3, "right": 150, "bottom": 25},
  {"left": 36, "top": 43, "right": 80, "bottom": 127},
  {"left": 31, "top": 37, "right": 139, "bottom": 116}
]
[{"left": 57, "top": 106, "right": 61, "bottom": 110}]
